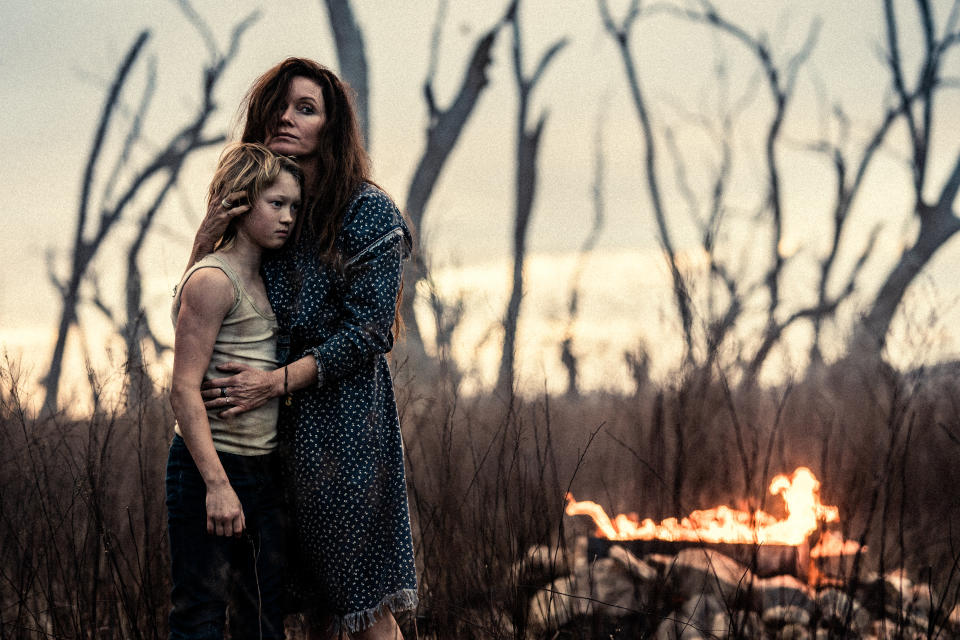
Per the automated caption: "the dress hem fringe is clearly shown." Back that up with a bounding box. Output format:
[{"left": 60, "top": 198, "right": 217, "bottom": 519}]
[{"left": 340, "top": 588, "right": 419, "bottom": 633}]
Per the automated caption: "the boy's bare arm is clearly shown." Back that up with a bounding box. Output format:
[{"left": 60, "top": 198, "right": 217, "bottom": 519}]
[{"left": 169, "top": 268, "right": 245, "bottom": 537}]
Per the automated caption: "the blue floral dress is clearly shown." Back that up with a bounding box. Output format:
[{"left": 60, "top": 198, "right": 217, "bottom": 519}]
[{"left": 262, "top": 183, "right": 418, "bottom": 632}]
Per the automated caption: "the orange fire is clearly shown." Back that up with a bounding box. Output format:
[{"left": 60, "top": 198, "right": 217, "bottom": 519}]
[
  {"left": 809, "top": 530, "right": 862, "bottom": 558},
  {"left": 566, "top": 467, "right": 851, "bottom": 548}
]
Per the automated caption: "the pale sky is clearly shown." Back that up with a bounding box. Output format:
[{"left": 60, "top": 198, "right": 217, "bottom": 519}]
[{"left": 2, "top": 1, "right": 959, "bottom": 406}]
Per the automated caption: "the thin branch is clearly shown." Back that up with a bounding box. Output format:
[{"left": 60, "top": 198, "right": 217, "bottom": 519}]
[
  {"left": 78, "top": 31, "right": 151, "bottom": 247},
  {"left": 664, "top": 127, "right": 701, "bottom": 233},
  {"left": 599, "top": 0, "right": 696, "bottom": 357},
  {"left": 783, "top": 18, "right": 822, "bottom": 96},
  {"left": 175, "top": 0, "right": 218, "bottom": 61},
  {"left": 529, "top": 38, "right": 569, "bottom": 89},
  {"left": 423, "top": 0, "right": 449, "bottom": 118},
  {"left": 884, "top": 0, "right": 922, "bottom": 190},
  {"left": 88, "top": 273, "right": 118, "bottom": 325},
  {"left": 937, "top": 147, "right": 960, "bottom": 212},
  {"left": 223, "top": 11, "right": 260, "bottom": 63},
  {"left": 560, "top": 102, "right": 609, "bottom": 396},
  {"left": 103, "top": 56, "right": 157, "bottom": 209},
  {"left": 45, "top": 249, "right": 65, "bottom": 298}
]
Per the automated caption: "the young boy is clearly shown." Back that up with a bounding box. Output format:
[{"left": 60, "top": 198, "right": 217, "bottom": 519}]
[{"left": 167, "top": 143, "right": 301, "bottom": 640}]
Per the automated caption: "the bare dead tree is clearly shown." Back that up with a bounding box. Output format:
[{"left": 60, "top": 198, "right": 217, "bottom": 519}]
[
  {"left": 321, "top": 0, "right": 370, "bottom": 148},
  {"left": 600, "top": 0, "right": 919, "bottom": 380},
  {"left": 599, "top": 0, "right": 696, "bottom": 361},
  {"left": 398, "top": 3, "right": 511, "bottom": 370},
  {"left": 41, "top": 7, "right": 259, "bottom": 413},
  {"left": 851, "top": 0, "right": 960, "bottom": 355},
  {"left": 673, "top": 0, "right": 960, "bottom": 370},
  {"left": 664, "top": 1, "right": 880, "bottom": 379},
  {"left": 694, "top": 6, "right": 821, "bottom": 374},
  {"left": 660, "top": 61, "right": 747, "bottom": 373},
  {"left": 42, "top": 31, "right": 150, "bottom": 414},
  {"left": 560, "top": 107, "right": 608, "bottom": 398},
  {"left": 495, "top": 0, "right": 568, "bottom": 396},
  {"left": 805, "top": 105, "right": 886, "bottom": 366},
  {"left": 120, "top": 8, "right": 258, "bottom": 409}
]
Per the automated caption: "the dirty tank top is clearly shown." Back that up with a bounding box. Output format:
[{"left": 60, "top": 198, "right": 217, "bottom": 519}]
[{"left": 171, "top": 253, "right": 279, "bottom": 455}]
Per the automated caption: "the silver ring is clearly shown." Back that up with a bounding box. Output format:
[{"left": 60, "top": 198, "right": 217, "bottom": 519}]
[
  {"left": 220, "top": 386, "right": 227, "bottom": 398},
  {"left": 222, "top": 198, "right": 233, "bottom": 210}
]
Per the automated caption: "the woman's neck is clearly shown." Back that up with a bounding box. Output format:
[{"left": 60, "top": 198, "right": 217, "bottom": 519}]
[{"left": 298, "top": 157, "right": 319, "bottom": 198}]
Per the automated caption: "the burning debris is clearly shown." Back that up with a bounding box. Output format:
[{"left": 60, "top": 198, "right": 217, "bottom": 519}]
[
  {"left": 521, "top": 538, "right": 958, "bottom": 639},
  {"left": 565, "top": 467, "right": 866, "bottom": 587},
  {"left": 515, "top": 468, "right": 958, "bottom": 638},
  {"left": 565, "top": 467, "right": 850, "bottom": 549}
]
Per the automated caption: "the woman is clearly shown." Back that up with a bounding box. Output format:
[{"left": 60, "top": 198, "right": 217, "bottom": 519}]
[
  {"left": 186, "top": 58, "right": 417, "bottom": 639},
  {"left": 169, "top": 143, "right": 302, "bottom": 640}
]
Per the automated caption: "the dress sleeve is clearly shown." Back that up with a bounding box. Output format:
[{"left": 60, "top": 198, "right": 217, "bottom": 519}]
[{"left": 302, "top": 187, "right": 412, "bottom": 385}]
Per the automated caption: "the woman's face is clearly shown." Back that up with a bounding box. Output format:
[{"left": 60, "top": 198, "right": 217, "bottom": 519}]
[
  {"left": 238, "top": 171, "right": 300, "bottom": 250},
  {"left": 264, "top": 76, "right": 326, "bottom": 159}
]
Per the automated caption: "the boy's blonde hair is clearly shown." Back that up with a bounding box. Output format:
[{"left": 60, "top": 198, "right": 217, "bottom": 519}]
[{"left": 207, "top": 143, "right": 303, "bottom": 249}]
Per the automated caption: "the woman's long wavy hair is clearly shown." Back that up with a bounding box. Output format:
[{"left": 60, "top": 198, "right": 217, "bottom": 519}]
[
  {"left": 240, "top": 58, "right": 406, "bottom": 337},
  {"left": 240, "top": 58, "right": 369, "bottom": 262}
]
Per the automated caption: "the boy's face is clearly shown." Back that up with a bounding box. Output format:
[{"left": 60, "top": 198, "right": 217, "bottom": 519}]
[{"left": 239, "top": 171, "right": 299, "bottom": 250}]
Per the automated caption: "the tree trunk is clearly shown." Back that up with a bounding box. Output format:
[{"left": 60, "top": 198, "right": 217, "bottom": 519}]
[
  {"left": 854, "top": 203, "right": 960, "bottom": 353},
  {"left": 494, "top": 3, "right": 565, "bottom": 396},
  {"left": 397, "top": 27, "right": 500, "bottom": 370},
  {"left": 321, "top": 0, "right": 370, "bottom": 148},
  {"left": 496, "top": 114, "right": 543, "bottom": 396}
]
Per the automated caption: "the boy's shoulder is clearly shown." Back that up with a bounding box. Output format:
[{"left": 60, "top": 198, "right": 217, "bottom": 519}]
[{"left": 174, "top": 254, "right": 240, "bottom": 320}]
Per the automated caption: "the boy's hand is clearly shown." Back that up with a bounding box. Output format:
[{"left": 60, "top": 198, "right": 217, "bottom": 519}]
[{"left": 205, "top": 482, "right": 245, "bottom": 537}]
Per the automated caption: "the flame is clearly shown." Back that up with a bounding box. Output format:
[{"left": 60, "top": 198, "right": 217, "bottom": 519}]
[
  {"left": 566, "top": 467, "right": 846, "bottom": 547},
  {"left": 810, "top": 530, "right": 862, "bottom": 558}
]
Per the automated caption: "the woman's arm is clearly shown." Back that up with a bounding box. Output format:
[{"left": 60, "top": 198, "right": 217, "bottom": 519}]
[
  {"left": 300, "top": 188, "right": 411, "bottom": 385},
  {"left": 203, "top": 189, "right": 410, "bottom": 415},
  {"left": 170, "top": 268, "right": 246, "bottom": 537},
  {"left": 183, "top": 190, "right": 250, "bottom": 273},
  {"left": 201, "top": 354, "right": 317, "bottom": 418},
  {"left": 305, "top": 225, "right": 407, "bottom": 381}
]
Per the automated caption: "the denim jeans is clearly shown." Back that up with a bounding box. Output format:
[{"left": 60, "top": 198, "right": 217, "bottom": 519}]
[{"left": 166, "top": 435, "right": 286, "bottom": 640}]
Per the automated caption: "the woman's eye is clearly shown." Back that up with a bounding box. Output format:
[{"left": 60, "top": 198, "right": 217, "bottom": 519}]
[{"left": 298, "top": 105, "right": 314, "bottom": 115}]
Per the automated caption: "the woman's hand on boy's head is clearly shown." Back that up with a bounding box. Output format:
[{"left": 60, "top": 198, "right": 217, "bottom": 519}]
[
  {"left": 197, "top": 190, "right": 250, "bottom": 245},
  {"left": 219, "top": 191, "right": 249, "bottom": 213},
  {"left": 201, "top": 362, "right": 283, "bottom": 418}
]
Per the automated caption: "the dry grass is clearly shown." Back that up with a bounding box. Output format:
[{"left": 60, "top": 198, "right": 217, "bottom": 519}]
[{"left": 2, "top": 353, "right": 960, "bottom": 638}]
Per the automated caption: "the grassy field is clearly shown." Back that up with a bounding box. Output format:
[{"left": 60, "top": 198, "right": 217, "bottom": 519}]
[{"left": 3, "top": 355, "right": 960, "bottom": 638}]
